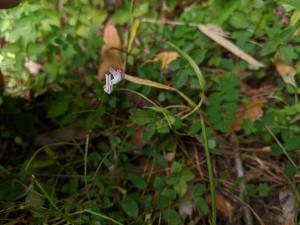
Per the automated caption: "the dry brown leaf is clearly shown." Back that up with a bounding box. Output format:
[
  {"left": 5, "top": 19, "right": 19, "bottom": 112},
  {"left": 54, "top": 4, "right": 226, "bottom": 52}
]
[
  {"left": 198, "top": 24, "right": 264, "bottom": 70},
  {"left": 153, "top": 51, "right": 178, "bottom": 70},
  {"left": 231, "top": 96, "right": 267, "bottom": 131},
  {"left": 215, "top": 192, "right": 233, "bottom": 219},
  {"left": 241, "top": 85, "right": 277, "bottom": 97},
  {"left": 98, "top": 22, "right": 123, "bottom": 80},
  {"left": 275, "top": 60, "right": 297, "bottom": 87},
  {"left": 206, "top": 192, "right": 233, "bottom": 219}
]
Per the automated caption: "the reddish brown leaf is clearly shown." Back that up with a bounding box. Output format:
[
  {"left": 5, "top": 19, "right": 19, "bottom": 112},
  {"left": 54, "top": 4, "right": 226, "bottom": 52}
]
[
  {"left": 231, "top": 96, "right": 267, "bottom": 131},
  {"left": 98, "top": 21, "right": 123, "bottom": 80}
]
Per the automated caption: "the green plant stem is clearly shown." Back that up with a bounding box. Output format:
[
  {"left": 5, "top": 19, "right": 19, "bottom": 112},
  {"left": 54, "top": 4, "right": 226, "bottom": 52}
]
[
  {"left": 265, "top": 126, "right": 297, "bottom": 168},
  {"left": 124, "top": 0, "right": 135, "bottom": 70},
  {"left": 73, "top": 209, "right": 124, "bottom": 225},
  {"left": 84, "top": 132, "right": 91, "bottom": 201},
  {"left": 32, "top": 175, "right": 76, "bottom": 224},
  {"left": 198, "top": 115, "right": 216, "bottom": 225}
]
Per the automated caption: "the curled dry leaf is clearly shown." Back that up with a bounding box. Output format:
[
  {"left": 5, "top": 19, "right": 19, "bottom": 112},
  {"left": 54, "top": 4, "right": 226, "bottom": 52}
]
[
  {"left": 198, "top": 24, "right": 264, "bottom": 70},
  {"left": 231, "top": 96, "right": 267, "bottom": 131},
  {"left": 153, "top": 51, "right": 178, "bottom": 70},
  {"left": 275, "top": 60, "right": 297, "bottom": 87},
  {"left": 98, "top": 21, "right": 123, "bottom": 80}
]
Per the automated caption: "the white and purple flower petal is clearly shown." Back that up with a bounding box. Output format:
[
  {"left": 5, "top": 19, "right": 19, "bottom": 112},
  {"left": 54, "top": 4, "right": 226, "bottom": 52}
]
[
  {"left": 109, "top": 67, "right": 124, "bottom": 85},
  {"left": 103, "top": 67, "right": 124, "bottom": 94},
  {"left": 104, "top": 74, "right": 113, "bottom": 94}
]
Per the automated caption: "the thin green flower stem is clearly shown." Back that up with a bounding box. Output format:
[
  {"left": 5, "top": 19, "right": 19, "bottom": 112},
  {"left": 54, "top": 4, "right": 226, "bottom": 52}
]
[
  {"left": 73, "top": 209, "right": 124, "bottom": 225},
  {"left": 142, "top": 18, "right": 200, "bottom": 28},
  {"left": 124, "top": 0, "right": 135, "bottom": 70},
  {"left": 84, "top": 132, "right": 91, "bottom": 201},
  {"left": 198, "top": 115, "right": 216, "bottom": 225},
  {"left": 117, "top": 88, "right": 159, "bottom": 107},
  {"left": 25, "top": 142, "right": 80, "bottom": 172},
  {"left": 32, "top": 175, "right": 77, "bottom": 224},
  {"left": 265, "top": 126, "right": 297, "bottom": 168}
]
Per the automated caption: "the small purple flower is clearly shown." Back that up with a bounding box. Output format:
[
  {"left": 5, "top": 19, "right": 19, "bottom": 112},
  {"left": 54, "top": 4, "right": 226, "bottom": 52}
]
[
  {"left": 104, "top": 74, "right": 113, "bottom": 94},
  {"left": 109, "top": 67, "right": 123, "bottom": 84},
  {"left": 104, "top": 67, "right": 124, "bottom": 94}
]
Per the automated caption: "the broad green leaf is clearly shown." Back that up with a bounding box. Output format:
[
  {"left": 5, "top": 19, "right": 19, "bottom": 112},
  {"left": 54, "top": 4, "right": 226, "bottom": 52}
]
[
  {"left": 195, "top": 197, "right": 209, "bottom": 215},
  {"left": 153, "top": 176, "right": 165, "bottom": 191},
  {"left": 174, "top": 179, "right": 187, "bottom": 196},
  {"left": 188, "top": 121, "right": 202, "bottom": 135},
  {"left": 284, "top": 163, "right": 298, "bottom": 179},
  {"left": 181, "top": 168, "right": 195, "bottom": 182},
  {"left": 121, "top": 197, "right": 139, "bottom": 217},
  {"left": 129, "top": 175, "right": 147, "bottom": 190},
  {"left": 163, "top": 208, "right": 182, "bottom": 225},
  {"left": 171, "top": 161, "right": 182, "bottom": 173},
  {"left": 156, "top": 195, "right": 170, "bottom": 209},
  {"left": 143, "top": 125, "right": 156, "bottom": 142},
  {"left": 47, "top": 100, "right": 69, "bottom": 118},
  {"left": 278, "top": 45, "right": 297, "bottom": 64},
  {"left": 257, "top": 183, "right": 271, "bottom": 197},
  {"left": 291, "top": 9, "right": 300, "bottom": 25},
  {"left": 130, "top": 110, "right": 155, "bottom": 125},
  {"left": 194, "top": 184, "right": 206, "bottom": 197}
]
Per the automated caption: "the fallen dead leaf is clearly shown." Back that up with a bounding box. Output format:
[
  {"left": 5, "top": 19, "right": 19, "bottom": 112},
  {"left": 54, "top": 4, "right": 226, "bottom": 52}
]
[
  {"left": 206, "top": 192, "right": 233, "bottom": 219},
  {"left": 215, "top": 192, "right": 233, "bottom": 219},
  {"left": 98, "top": 21, "right": 123, "bottom": 80},
  {"left": 241, "top": 85, "right": 277, "bottom": 97},
  {"left": 153, "top": 51, "right": 178, "bottom": 70},
  {"left": 198, "top": 24, "right": 264, "bottom": 70},
  {"left": 275, "top": 60, "right": 297, "bottom": 87},
  {"left": 231, "top": 96, "right": 267, "bottom": 131}
]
